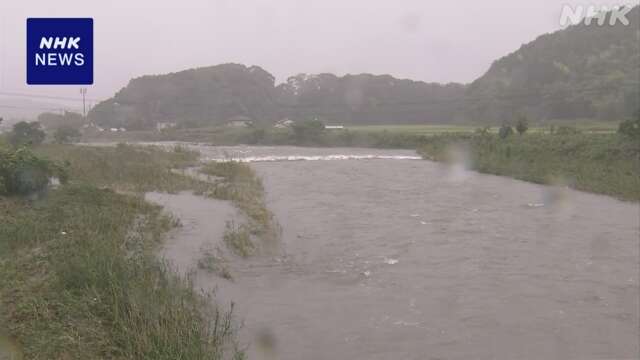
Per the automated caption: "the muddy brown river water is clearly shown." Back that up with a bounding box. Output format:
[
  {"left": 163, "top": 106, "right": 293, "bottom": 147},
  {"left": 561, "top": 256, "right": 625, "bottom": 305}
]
[{"left": 149, "top": 145, "right": 639, "bottom": 360}]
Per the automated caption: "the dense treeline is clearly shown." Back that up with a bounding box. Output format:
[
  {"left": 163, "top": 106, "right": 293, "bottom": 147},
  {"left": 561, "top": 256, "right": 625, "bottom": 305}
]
[
  {"left": 88, "top": 6, "right": 639, "bottom": 129},
  {"left": 276, "top": 73, "right": 465, "bottom": 124}
]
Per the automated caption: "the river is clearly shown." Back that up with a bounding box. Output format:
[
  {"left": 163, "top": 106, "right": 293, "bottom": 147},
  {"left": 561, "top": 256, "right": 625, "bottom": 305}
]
[{"left": 151, "top": 145, "right": 639, "bottom": 360}]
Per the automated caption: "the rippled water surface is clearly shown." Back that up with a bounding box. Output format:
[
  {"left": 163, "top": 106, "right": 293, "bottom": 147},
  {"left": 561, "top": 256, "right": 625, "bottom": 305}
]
[{"left": 155, "top": 145, "right": 639, "bottom": 360}]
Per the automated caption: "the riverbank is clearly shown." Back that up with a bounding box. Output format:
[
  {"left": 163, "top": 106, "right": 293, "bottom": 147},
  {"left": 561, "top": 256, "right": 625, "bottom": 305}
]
[
  {"left": 0, "top": 144, "right": 245, "bottom": 359},
  {"left": 418, "top": 133, "right": 640, "bottom": 202},
  {"left": 86, "top": 124, "right": 639, "bottom": 201}
]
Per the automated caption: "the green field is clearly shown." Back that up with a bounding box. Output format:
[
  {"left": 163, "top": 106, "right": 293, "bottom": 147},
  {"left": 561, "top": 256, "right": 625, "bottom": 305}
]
[
  {"left": 346, "top": 121, "right": 620, "bottom": 135},
  {"left": 418, "top": 133, "right": 640, "bottom": 201}
]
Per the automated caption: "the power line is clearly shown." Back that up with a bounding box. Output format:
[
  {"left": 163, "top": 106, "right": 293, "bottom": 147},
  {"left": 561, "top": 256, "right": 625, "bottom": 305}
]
[
  {"left": 0, "top": 104, "right": 80, "bottom": 113},
  {"left": 0, "top": 90, "right": 102, "bottom": 103}
]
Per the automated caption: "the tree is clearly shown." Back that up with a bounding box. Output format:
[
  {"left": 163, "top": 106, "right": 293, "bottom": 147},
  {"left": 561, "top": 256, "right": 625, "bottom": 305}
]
[
  {"left": 618, "top": 109, "right": 640, "bottom": 140},
  {"left": 54, "top": 125, "right": 82, "bottom": 144},
  {"left": 291, "top": 119, "right": 325, "bottom": 144},
  {"left": 9, "top": 121, "right": 46, "bottom": 147},
  {"left": 498, "top": 123, "right": 514, "bottom": 139},
  {"left": 516, "top": 115, "right": 529, "bottom": 135},
  {"left": 37, "top": 111, "right": 83, "bottom": 130}
]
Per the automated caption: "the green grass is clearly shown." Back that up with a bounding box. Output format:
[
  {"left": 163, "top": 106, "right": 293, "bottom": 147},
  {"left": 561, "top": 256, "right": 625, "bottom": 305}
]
[
  {"left": 223, "top": 221, "right": 255, "bottom": 258},
  {"left": 197, "top": 248, "right": 233, "bottom": 281},
  {"left": 84, "top": 120, "right": 620, "bottom": 150},
  {"left": 418, "top": 133, "right": 640, "bottom": 201},
  {"left": 346, "top": 124, "right": 477, "bottom": 134},
  {"left": 0, "top": 186, "right": 243, "bottom": 359},
  {"left": 200, "top": 162, "right": 280, "bottom": 255},
  {"left": 346, "top": 121, "right": 620, "bottom": 135},
  {"left": 0, "top": 145, "right": 245, "bottom": 359},
  {"left": 35, "top": 143, "right": 202, "bottom": 193}
]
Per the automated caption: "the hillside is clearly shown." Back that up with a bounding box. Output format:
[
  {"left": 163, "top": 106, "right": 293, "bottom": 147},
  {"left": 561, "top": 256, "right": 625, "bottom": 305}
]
[
  {"left": 89, "top": 65, "right": 466, "bottom": 129},
  {"left": 88, "top": 6, "right": 639, "bottom": 129},
  {"left": 465, "top": 6, "right": 639, "bottom": 123},
  {"left": 89, "top": 64, "right": 281, "bottom": 130}
]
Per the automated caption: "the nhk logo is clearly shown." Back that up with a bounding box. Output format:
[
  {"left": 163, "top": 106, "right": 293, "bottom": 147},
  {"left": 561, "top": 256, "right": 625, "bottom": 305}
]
[
  {"left": 559, "top": 4, "right": 636, "bottom": 27},
  {"left": 27, "top": 18, "right": 93, "bottom": 85}
]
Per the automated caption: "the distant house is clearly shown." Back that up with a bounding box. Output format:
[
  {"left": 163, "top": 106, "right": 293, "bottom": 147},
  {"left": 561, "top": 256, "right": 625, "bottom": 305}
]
[
  {"left": 226, "top": 115, "right": 253, "bottom": 128},
  {"left": 80, "top": 123, "right": 105, "bottom": 134},
  {"left": 274, "top": 118, "right": 295, "bottom": 129},
  {"left": 156, "top": 122, "right": 177, "bottom": 131}
]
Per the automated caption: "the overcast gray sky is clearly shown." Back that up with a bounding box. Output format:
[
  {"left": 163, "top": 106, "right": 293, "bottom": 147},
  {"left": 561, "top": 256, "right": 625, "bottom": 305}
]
[{"left": 0, "top": 0, "right": 637, "bottom": 107}]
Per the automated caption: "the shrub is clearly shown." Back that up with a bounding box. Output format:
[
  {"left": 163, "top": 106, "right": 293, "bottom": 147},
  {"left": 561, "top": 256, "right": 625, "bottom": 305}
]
[
  {"left": 291, "top": 119, "right": 325, "bottom": 144},
  {"left": 618, "top": 111, "right": 640, "bottom": 140},
  {"left": 54, "top": 125, "right": 82, "bottom": 144},
  {"left": 0, "top": 147, "right": 67, "bottom": 196},
  {"left": 498, "top": 124, "right": 514, "bottom": 139},
  {"left": 516, "top": 115, "right": 529, "bottom": 135}
]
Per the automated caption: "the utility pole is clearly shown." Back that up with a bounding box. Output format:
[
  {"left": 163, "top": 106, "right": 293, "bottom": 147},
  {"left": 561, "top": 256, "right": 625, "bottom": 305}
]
[{"left": 80, "top": 88, "right": 87, "bottom": 119}]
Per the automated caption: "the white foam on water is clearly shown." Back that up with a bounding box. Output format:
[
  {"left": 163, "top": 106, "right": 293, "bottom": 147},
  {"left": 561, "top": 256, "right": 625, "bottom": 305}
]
[
  {"left": 206, "top": 154, "right": 423, "bottom": 163},
  {"left": 383, "top": 258, "right": 399, "bottom": 265}
]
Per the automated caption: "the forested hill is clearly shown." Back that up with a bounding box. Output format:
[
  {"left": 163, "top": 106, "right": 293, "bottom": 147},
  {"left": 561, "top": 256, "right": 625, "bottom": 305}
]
[
  {"left": 276, "top": 73, "right": 465, "bottom": 125},
  {"left": 89, "top": 64, "right": 281, "bottom": 129},
  {"left": 88, "top": 65, "right": 466, "bottom": 129},
  {"left": 88, "top": 6, "right": 639, "bottom": 129},
  {"left": 464, "top": 6, "right": 639, "bottom": 123}
]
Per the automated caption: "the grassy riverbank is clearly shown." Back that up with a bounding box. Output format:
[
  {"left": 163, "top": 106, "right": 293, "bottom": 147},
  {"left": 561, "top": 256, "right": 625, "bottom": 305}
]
[
  {"left": 84, "top": 121, "right": 619, "bottom": 148},
  {"left": 35, "top": 143, "right": 202, "bottom": 192},
  {"left": 418, "top": 133, "right": 640, "bottom": 201},
  {"left": 83, "top": 125, "right": 440, "bottom": 148},
  {"left": 0, "top": 144, "right": 244, "bottom": 359},
  {"left": 200, "top": 161, "right": 279, "bottom": 257},
  {"left": 82, "top": 123, "right": 639, "bottom": 201}
]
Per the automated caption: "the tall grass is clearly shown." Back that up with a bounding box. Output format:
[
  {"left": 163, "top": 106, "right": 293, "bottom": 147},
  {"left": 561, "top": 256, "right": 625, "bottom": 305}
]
[
  {"left": 200, "top": 161, "right": 280, "bottom": 255},
  {"left": 35, "top": 143, "right": 202, "bottom": 192},
  {"left": 0, "top": 145, "right": 245, "bottom": 359},
  {"left": 418, "top": 133, "right": 640, "bottom": 201}
]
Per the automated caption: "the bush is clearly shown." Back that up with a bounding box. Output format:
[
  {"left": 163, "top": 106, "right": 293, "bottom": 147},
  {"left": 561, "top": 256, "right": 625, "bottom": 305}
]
[
  {"left": 54, "top": 125, "right": 82, "bottom": 144},
  {"left": 8, "top": 121, "right": 46, "bottom": 147},
  {"left": 498, "top": 124, "right": 514, "bottom": 139},
  {"left": 0, "top": 147, "right": 67, "bottom": 196},
  {"left": 291, "top": 119, "right": 325, "bottom": 144},
  {"left": 618, "top": 111, "right": 640, "bottom": 140},
  {"left": 516, "top": 115, "right": 529, "bottom": 135}
]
